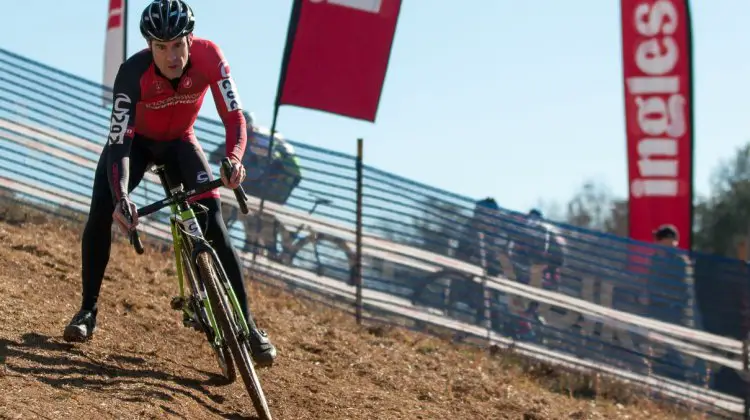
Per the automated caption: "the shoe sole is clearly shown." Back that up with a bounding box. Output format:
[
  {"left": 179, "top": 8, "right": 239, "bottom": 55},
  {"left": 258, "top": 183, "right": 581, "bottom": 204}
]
[
  {"left": 252, "top": 350, "right": 277, "bottom": 368},
  {"left": 253, "top": 357, "right": 275, "bottom": 368},
  {"left": 63, "top": 325, "right": 92, "bottom": 343}
]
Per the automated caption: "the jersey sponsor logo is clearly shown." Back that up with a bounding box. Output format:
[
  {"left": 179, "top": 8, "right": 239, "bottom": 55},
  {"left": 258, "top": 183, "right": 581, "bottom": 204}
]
[
  {"left": 218, "top": 76, "right": 242, "bottom": 112},
  {"left": 196, "top": 170, "right": 210, "bottom": 184},
  {"left": 108, "top": 93, "right": 132, "bottom": 145},
  {"left": 144, "top": 92, "right": 202, "bottom": 110},
  {"left": 217, "top": 60, "right": 243, "bottom": 112}
]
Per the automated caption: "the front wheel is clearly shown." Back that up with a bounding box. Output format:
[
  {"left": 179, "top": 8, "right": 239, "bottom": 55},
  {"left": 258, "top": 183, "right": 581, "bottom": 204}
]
[
  {"left": 181, "top": 246, "right": 236, "bottom": 384},
  {"left": 196, "top": 252, "right": 273, "bottom": 420}
]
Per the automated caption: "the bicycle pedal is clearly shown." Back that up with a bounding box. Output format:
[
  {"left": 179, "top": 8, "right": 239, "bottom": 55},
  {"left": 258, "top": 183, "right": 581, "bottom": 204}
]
[
  {"left": 170, "top": 296, "right": 186, "bottom": 311},
  {"left": 182, "top": 316, "right": 202, "bottom": 331}
]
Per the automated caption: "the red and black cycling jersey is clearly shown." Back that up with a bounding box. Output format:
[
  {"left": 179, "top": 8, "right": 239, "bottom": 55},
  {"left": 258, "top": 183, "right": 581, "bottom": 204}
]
[{"left": 105, "top": 37, "right": 247, "bottom": 202}]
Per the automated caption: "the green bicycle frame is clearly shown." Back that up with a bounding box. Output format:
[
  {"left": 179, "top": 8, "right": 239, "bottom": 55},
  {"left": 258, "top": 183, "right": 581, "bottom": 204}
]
[
  {"left": 130, "top": 161, "right": 274, "bottom": 420},
  {"left": 166, "top": 188, "right": 252, "bottom": 343}
]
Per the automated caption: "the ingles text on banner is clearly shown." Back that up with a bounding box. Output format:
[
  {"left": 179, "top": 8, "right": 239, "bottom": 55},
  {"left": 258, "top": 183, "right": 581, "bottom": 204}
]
[{"left": 620, "top": 0, "right": 694, "bottom": 250}]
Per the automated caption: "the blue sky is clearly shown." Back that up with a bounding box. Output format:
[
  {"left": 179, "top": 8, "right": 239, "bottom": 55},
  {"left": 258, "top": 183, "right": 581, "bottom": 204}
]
[{"left": 1, "top": 1, "right": 748, "bottom": 215}]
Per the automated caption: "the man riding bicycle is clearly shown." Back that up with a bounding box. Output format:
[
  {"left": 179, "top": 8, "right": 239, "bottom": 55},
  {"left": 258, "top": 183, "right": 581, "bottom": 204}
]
[{"left": 63, "top": 0, "right": 277, "bottom": 367}]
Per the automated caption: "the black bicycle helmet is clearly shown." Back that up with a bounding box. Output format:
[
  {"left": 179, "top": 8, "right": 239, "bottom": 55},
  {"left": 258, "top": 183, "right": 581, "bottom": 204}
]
[{"left": 140, "top": 0, "right": 195, "bottom": 42}]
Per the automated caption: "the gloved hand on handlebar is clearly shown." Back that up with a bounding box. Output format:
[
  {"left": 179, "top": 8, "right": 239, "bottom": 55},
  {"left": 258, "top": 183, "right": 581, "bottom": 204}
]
[
  {"left": 113, "top": 196, "right": 139, "bottom": 235},
  {"left": 221, "top": 157, "right": 246, "bottom": 189}
]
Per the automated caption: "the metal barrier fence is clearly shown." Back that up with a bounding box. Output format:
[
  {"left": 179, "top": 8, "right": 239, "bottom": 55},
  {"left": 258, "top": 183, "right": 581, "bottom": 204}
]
[{"left": 0, "top": 46, "right": 748, "bottom": 419}]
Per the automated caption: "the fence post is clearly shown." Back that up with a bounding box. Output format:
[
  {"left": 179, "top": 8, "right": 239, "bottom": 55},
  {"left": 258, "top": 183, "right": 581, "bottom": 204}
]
[
  {"left": 744, "top": 234, "right": 750, "bottom": 420},
  {"left": 744, "top": 330, "right": 749, "bottom": 420},
  {"left": 355, "top": 138, "right": 364, "bottom": 325},
  {"left": 478, "top": 232, "right": 492, "bottom": 342},
  {"left": 743, "top": 264, "right": 750, "bottom": 420}
]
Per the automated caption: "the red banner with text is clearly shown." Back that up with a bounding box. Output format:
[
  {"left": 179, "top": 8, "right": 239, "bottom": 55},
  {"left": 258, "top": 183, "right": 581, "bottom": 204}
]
[
  {"left": 621, "top": 0, "right": 694, "bottom": 254},
  {"left": 278, "top": 0, "right": 402, "bottom": 122},
  {"left": 103, "top": 0, "right": 127, "bottom": 105}
]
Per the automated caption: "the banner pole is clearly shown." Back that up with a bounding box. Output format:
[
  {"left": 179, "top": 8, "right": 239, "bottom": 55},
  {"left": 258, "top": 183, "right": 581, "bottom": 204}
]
[
  {"left": 123, "top": 0, "right": 128, "bottom": 63},
  {"left": 250, "top": 1, "right": 301, "bottom": 266},
  {"left": 743, "top": 236, "right": 750, "bottom": 420},
  {"left": 744, "top": 331, "right": 749, "bottom": 420},
  {"left": 478, "top": 232, "right": 491, "bottom": 342}
]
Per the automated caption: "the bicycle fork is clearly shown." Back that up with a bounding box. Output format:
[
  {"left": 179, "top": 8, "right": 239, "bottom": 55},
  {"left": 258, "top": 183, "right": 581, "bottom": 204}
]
[
  {"left": 171, "top": 207, "right": 254, "bottom": 344},
  {"left": 205, "top": 245, "right": 254, "bottom": 341},
  {"left": 169, "top": 213, "right": 225, "bottom": 348}
]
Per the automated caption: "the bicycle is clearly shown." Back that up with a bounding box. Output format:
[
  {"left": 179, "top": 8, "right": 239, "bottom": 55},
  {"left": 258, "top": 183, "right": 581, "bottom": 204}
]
[
  {"left": 223, "top": 196, "right": 356, "bottom": 284},
  {"left": 125, "top": 158, "right": 272, "bottom": 420}
]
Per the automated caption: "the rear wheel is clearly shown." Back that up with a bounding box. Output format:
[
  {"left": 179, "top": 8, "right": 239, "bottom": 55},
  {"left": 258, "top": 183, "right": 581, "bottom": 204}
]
[
  {"left": 288, "top": 233, "right": 355, "bottom": 283},
  {"left": 196, "top": 252, "right": 272, "bottom": 420}
]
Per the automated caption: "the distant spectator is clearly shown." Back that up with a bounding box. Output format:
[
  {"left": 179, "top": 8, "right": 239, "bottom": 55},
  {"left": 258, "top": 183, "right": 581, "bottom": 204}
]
[
  {"left": 508, "top": 208, "right": 567, "bottom": 286},
  {"left": 646, "top": 224, "right": 696, "bottom": 327},
  {"left": 208, "top": 111, "right": 301, "bottom": 256},
  {"left": 447, "top": 198, "right": 512, "bottom": 330},
  {"left": 454, "top": 201, "right": 569, "bottom": 341},
  {"left": 209, "top": 110, "right": 302, "bottom": 205},
  {"left": 694, "top": 254, "right": 749, "bottom": 396},
  {"left": 506, "top": 209, "right": 568, "bottom": 334},
  {"left": 455, "top": 197, "right": 509, "bottom": 276},
  {"left": 647, "top": 224, "right": 702, "bottom": 383}
]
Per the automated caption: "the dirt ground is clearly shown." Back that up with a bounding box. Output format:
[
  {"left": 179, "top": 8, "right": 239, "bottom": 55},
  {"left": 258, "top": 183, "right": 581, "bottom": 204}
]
[{"left": 0, "top": 211, "right": 712, "bottom": 419}]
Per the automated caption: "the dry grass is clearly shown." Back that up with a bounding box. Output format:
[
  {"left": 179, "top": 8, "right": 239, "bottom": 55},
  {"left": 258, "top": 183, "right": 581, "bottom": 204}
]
[{"left": 0, "top": 199, "right": 717, "bottom": 419}]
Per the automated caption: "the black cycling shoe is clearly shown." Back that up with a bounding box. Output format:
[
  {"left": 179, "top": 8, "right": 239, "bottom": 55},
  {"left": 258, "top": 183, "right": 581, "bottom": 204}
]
[
  {"left": 248, "top": 328, "right": 277, "bottom": 367},
  {"left": 63, "top": 308, "right": 98, "bottom": 342}
]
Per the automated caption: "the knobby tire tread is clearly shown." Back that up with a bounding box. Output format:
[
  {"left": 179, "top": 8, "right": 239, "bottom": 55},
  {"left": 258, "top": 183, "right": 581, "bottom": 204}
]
[
  {"left": 196, "top": 252, "right": 272, "bottom": 420},
  {"left": 182, "top": 247, "right": 236, "bottom": 384}
]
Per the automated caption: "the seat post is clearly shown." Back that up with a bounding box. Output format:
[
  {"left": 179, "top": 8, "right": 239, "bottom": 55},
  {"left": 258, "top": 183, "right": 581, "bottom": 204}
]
[{"left": 151, "top": 165, "right": 172, "bottom": 198}]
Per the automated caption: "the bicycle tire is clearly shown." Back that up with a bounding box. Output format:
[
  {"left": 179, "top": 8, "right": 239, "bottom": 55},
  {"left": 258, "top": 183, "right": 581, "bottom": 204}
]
[
  {"left": 287, "top": 233, "right": 355, "bottom": 280},
  {"left": 410, "top": 269, "right": 489, "bottom": 321},
  {"left": 410, "top": 269, "right": 462, "bottom": 310},
  {"left": 196, "top": 252, "right": 272, "bottom": 420},
  {"left": 181, "top": 246, "right": 236, "bottom": 384}
]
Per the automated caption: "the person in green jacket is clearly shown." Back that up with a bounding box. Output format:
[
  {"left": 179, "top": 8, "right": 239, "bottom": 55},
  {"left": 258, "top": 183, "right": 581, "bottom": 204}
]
[
  {"left": 208, "top": 110, "right": 302, "bottom": 256},
  {"left": 209, "top": 110, "right": 301, "bottom": 204}
]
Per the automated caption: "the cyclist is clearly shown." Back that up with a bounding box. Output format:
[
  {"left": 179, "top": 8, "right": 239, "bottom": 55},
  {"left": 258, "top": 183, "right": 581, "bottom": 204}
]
[
  {"left": 504, "top": 208, "right": 566, "bottom": 338},
  {"left": 63, "top": 0, "right": 277, "bottom": 367},
  {"left": 510, "top": 208, "right": 566, "bottom": 277}
]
